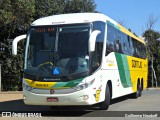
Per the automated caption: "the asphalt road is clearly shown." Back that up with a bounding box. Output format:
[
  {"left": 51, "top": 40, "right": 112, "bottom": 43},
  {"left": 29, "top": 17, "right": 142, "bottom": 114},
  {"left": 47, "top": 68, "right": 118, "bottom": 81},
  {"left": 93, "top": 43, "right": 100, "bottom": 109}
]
[{"left": 0, "top": 88, "right": 160, "bottom": 118}]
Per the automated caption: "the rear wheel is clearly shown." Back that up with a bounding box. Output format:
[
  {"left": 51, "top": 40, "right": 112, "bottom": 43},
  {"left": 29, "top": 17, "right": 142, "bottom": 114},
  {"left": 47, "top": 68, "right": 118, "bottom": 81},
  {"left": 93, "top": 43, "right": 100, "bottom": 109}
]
[
  {"left": 139, "top": 83, "right": 142, "bottom": 97},
  {"left": 98, "top": 84, "right": 110, "bottom": 110},
  {"left": 132, "top": 82, "right": 142, "bottom": 98}
]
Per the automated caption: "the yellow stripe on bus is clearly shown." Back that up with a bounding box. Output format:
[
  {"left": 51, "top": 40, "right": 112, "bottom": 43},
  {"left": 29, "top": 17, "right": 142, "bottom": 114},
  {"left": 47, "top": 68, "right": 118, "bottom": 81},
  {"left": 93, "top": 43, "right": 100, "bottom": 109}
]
[
  {"left": 25, "top": 78, "right": 56, "bottom": 89},
  {"left": 117, "top": 23, "right": 145, "bottom": 44}
]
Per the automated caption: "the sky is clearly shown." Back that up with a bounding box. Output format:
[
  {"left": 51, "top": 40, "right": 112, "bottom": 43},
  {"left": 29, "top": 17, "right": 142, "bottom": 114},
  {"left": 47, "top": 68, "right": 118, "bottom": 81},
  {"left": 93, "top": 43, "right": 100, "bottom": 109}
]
[{"left": 94, "top": 0, "right": 160, "bottom": 36}]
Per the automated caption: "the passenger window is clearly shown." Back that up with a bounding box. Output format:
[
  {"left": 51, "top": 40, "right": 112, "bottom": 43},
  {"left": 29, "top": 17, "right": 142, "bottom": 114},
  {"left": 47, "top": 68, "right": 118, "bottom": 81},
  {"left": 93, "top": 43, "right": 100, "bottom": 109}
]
[
  {"left": 107, "top": 24, "right": 115, "bottom": 52},
  {"left": 115, "top": 30, "right": 122, "bottom": 53},
  {"left": 106, "top": 23, "right": 146, "bottom": 59}
]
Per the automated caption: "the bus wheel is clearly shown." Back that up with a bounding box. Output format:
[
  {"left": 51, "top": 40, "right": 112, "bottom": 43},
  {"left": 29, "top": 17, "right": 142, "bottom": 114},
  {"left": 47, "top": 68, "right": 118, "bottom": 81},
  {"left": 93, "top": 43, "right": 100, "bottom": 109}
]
[
  {"left": 98, "top": 84, "right": 110, "bottom": 110},
  {"left": 132, "top": 82, "right": 141, "bottom": 98},
  {"left": 139, "top": 83, "right": 142, "bottom": 97}
]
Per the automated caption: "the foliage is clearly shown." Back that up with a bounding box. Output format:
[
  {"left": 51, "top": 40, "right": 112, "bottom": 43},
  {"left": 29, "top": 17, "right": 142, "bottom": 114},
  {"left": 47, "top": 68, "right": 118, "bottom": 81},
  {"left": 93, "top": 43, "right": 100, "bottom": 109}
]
[
  {"left": 34, "top": 0, "right": 96, "bottom": 18},
  {"left": 64, "top": 0, "right": 96, "bottom": 13},
  {"left": 0, "top": 0, "right": 96, "bottom": 91},
  {"left": 143, "top": 29, "right": 160, "bottom": 85},
  {"left": 0, "top": 0, "right": 35, "bottom": 91},
  {"left": 34, "top": 0, "right": 66, "bottom": 18}
]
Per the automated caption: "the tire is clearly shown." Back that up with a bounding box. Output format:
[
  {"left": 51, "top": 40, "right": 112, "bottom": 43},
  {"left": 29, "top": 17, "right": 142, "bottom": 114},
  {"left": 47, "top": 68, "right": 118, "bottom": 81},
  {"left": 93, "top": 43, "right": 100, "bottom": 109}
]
[
  {"left": 139, "top": 83, "right": 142, "bottom": 97},
  {"left": 98, "top": 84, "right": 110, "bottom": 110},
  {"left": 132, "top": 82, "right": 141, "bottom": 98},
  {"left": 50, "top": 106, "right": 57, "bottom": 110}
]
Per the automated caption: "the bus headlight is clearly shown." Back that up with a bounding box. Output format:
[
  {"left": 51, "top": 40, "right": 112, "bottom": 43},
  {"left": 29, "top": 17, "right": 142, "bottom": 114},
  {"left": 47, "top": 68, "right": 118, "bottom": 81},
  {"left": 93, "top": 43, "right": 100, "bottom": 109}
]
[
  {"left": 23, "top": 83, "right": 34, "bottom": 91},
  {"left": 73, "top": 79, "right": 95, "bottom": 91}
]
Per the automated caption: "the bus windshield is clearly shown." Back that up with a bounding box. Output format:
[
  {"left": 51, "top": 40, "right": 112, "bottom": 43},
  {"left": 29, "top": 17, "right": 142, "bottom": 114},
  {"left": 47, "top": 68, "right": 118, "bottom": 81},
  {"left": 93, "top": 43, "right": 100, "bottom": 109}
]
[{"left": 24, "top": 24, "right": 90, "bottom": 81}]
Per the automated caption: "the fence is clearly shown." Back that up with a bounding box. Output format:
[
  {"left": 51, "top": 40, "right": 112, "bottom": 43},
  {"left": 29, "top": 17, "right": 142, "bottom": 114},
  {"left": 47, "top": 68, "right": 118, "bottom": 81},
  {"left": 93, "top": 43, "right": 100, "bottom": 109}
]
[
  {"left": 0, "top": 64, "right": 22, "bottom": 91},
  {"left": 1, "top": 75, "right": 22, "bottom": 91},
  {"left": 0, "top": 64, "right": 1, "bottom": 92}
]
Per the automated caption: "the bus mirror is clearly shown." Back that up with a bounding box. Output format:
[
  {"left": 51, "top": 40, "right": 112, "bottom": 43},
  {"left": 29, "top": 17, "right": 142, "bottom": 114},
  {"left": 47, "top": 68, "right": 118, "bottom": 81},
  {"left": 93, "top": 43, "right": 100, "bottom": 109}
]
[
  {"left": 89, "top": 30, "right": 101, "bottom": 52},
  {"left": 12, "top": 34, "right": 26, "bottom": 55}
]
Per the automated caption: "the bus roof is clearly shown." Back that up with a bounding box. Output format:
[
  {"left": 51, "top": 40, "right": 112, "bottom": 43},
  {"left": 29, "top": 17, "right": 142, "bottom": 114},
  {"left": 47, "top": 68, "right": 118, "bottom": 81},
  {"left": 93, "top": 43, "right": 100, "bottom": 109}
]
[
  {"left": 32, "top": 13, "right": 145, "bottom": 44},
  {"left": 32, "top": 13, "right": 108, "bottom": 25}
]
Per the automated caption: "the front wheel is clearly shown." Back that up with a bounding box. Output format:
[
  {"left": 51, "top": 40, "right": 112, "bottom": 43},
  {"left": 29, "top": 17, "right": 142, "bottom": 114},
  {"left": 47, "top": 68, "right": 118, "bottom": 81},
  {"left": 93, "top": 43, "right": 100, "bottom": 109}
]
[{"left": 98, "top": 84, "right": 110, "bottom": 110}]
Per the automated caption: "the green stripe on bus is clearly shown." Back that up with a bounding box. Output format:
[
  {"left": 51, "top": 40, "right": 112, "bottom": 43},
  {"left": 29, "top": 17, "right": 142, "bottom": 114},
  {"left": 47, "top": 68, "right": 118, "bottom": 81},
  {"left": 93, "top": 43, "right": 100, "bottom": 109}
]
[
  {"left": 64, "top": 78, "right": 84, "bottom": 87},
  {"left": 51, "top": 78, "right": 84, "bottom": 88},
  {"left": 107, "top": 21, "right": 120, "bottom": 30},
  {"left": 121, "top": 56, "right": 132, "bottom": 87},
  {"left": 115, "top": 53, "right": 132, "bottom": 88},
  {"left": 51, "top": 82, "right": 67, "bottom": 88}
]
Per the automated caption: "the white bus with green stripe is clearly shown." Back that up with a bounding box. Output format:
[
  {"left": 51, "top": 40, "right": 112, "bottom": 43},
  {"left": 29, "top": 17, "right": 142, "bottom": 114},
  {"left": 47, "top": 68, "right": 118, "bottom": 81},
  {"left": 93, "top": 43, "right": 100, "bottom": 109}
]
[{"left": 12, "top": 13, "right": 148, "bottom": 110}]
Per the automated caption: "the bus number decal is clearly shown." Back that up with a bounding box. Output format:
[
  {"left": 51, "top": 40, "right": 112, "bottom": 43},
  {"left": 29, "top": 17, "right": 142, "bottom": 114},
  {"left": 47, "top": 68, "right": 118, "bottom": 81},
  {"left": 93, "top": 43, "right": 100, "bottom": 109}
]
[{"left": 36, "top": 84, "right": 48, "bottom": 88}]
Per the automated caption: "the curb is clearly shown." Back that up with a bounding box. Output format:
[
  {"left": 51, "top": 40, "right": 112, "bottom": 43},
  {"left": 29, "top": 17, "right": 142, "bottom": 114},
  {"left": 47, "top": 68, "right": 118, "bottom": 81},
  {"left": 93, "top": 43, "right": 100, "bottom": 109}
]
[
  {"left": 146, "top": 87, "right": 160, "bottom": 90},
  {"left": 0, "top": 91, "right": 23, "bottom": 94}
]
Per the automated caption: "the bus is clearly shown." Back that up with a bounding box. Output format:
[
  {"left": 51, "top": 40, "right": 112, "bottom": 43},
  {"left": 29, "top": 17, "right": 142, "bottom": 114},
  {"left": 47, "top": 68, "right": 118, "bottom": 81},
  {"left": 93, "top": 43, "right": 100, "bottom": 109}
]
[{"left": 12, "top": 13, "right": 148, "bottom": 110}]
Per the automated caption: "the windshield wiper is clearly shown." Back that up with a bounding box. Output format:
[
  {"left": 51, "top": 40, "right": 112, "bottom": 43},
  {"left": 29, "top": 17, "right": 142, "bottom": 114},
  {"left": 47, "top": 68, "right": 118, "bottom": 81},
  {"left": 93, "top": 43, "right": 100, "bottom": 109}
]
[
  {"left": 24, "top": 71, "right": 40, "bottom": 81},
  {"left": 60, "top": 71, "right": 89, "bottom": 81}
]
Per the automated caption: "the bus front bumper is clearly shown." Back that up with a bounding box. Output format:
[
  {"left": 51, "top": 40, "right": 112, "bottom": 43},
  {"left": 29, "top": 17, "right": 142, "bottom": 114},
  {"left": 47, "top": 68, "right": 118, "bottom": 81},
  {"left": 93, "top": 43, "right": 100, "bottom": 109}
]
[{"left": 23, "top": 88, "right": 100, "bottom": 106}]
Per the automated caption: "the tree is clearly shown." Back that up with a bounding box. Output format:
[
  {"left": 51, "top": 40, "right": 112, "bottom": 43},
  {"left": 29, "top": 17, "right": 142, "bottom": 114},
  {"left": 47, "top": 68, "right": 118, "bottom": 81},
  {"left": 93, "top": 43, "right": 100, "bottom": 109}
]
[
  {"left": 146, "top": 14, "right": 159, "bottom": 30},
  {"left": 142, "top": 14, "right": 160, "bottom": 87},
  {"left": 143, "top": 30, "right": 160, "bottom": 87},
  {"left": 0, "top": 0, "right": 35, "bottom": 91},
  {"left": 34, "top": 0, "right": 96, "bottom": 19},
  {"left": 34, "top": 0, "right": 66, "bottom": 18},
  {"left": 118, "top": 18, "right": 127, "bottom": 27},
  {"left": 64, "top": 0, "right": 96, "bottom": 13},
  {"left": 0, "top": 0, "right": 97, "bottom": 91}
]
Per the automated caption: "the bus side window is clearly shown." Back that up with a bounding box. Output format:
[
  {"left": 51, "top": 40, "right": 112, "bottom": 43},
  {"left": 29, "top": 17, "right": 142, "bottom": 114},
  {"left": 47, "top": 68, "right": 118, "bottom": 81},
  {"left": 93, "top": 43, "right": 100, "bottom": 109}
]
[
  {"left": 132, "top": 38, "right": 137, "bottom": 57},
  {"left": 138, "top": 42, "right": 146, "bottom": 59},
  {"left": 115, "top": 39, "right": 122, "bottom": 53},
  {"left": 129, "top": 36, "right": 134, "bottom": 56},
  {"left": 132, "top": 38, "right": 142, "bottom": 58},
  {"left": 114, "top": 30, "right": 122, "bottom": 53},
  {"left": 143, "top": 45, "right": 147, "bottom": 59},
  {"left": 121, "top": 33, "right": 129, "bottom": 55},
  {"left": 106, "top": 24, "right": 115, "bottom": 55}
]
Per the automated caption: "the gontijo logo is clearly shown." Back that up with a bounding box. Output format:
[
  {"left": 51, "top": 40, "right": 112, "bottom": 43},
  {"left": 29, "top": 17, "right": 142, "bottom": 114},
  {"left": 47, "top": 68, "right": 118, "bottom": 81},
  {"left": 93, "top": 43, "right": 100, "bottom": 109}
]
[{"left": 132, "top": 60, "right": 142, "bottom": 68}]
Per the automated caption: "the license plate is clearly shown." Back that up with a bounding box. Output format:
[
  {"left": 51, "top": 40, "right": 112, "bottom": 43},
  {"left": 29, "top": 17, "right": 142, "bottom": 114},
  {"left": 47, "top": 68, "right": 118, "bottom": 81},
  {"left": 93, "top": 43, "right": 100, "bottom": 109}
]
[{"left": 47, "top": 97, "right": 58, "bottom": 102}]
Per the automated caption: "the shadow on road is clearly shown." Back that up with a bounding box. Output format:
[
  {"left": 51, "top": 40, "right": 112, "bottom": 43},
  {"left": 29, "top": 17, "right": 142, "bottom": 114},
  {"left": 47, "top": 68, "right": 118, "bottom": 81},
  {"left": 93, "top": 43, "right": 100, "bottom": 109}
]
[
  {"left": 0, "top": 99, "right": 90, "bottom": 116},
  {"left": 0, "top": 94, "right": 137, "bottom": 117},
  {"left": 110, "top": 94, "right": 135, "bottom": 105}
]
